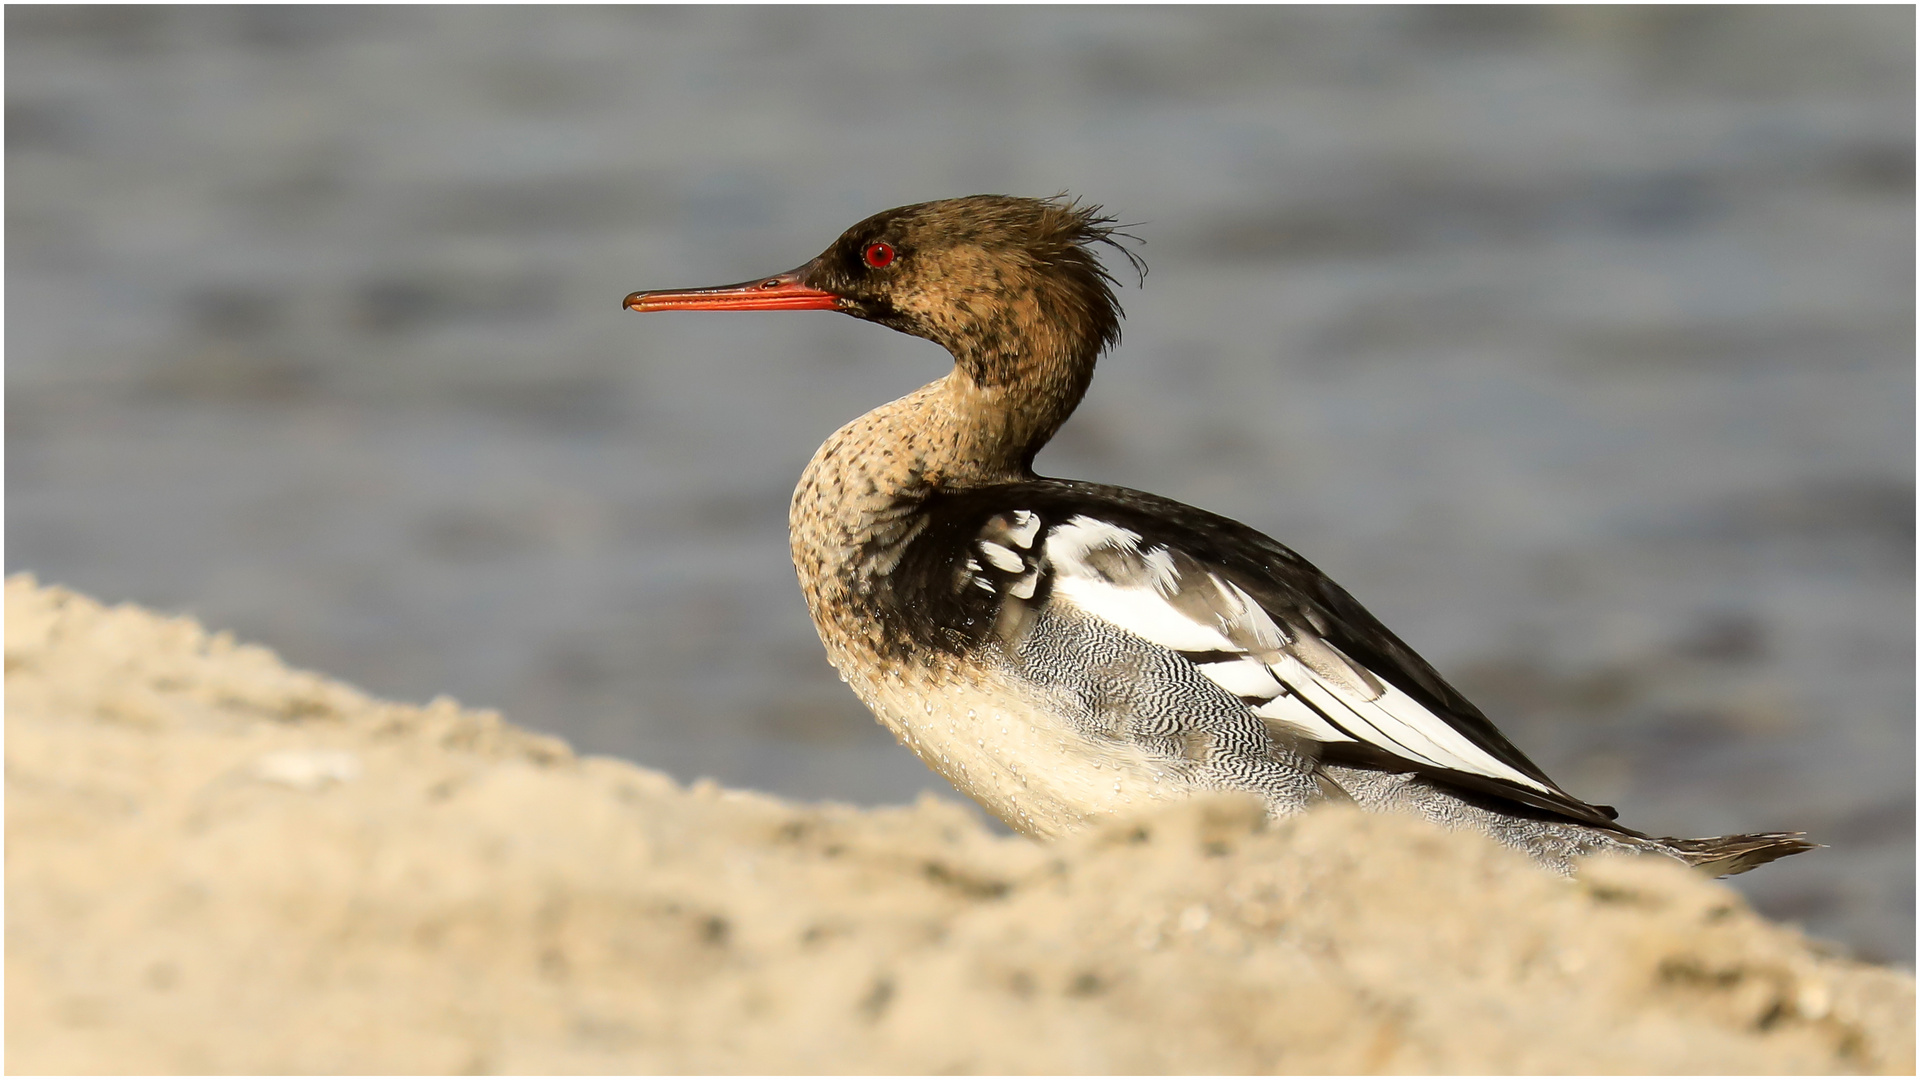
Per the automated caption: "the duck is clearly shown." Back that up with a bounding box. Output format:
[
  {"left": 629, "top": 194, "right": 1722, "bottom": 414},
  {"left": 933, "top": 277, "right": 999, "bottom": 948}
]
[{"left": 625, "top": 193, "right": 1813, "bottom": 877}]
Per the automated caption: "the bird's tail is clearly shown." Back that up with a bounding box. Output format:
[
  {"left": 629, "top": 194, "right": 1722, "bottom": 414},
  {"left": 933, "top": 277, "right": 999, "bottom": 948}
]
[{"left": 1659, "top": 832, "right": 1819, "bottom": 877}]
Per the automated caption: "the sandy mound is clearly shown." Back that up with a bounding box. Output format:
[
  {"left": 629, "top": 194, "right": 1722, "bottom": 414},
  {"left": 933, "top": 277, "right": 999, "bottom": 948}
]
[{"left": 6, "top": 576, "right": 1912, "bottom": 1074}]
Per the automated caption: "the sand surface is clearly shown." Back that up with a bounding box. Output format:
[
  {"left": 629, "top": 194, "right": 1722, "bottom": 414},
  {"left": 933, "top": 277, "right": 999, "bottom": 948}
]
[{"left": 7, "top": 575, "right": 1913, "bottom": 1074}]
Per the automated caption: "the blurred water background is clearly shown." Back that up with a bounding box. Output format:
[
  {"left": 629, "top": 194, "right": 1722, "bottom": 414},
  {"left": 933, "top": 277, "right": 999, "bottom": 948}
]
[{"left": 7, "top": 7, "right": 1912, "bottom": 964}]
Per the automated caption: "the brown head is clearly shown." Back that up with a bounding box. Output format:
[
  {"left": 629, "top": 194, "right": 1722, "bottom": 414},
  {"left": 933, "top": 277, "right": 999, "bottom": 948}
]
[{"left": 626, "top": 194, "right": 1142, "bottom": 392}]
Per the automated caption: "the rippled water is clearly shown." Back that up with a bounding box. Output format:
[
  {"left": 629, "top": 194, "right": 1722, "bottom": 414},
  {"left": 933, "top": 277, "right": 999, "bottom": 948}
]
[{"left": 8, "top": 7, "right": 1912, "bottom": 963}]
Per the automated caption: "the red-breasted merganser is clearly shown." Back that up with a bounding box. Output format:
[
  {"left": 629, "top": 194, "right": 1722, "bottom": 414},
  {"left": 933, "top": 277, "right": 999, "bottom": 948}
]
[{"left": 625, "top": 194, "right": 1813, "bottom": 877}]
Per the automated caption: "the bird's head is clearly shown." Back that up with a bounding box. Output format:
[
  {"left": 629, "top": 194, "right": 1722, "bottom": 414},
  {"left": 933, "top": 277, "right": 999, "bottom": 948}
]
[{"left": 627, "top": 194, "right": 1142, "bottom": 387}]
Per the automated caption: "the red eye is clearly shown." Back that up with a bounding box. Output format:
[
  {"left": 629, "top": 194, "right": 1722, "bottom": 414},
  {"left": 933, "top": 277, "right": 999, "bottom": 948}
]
[{"left": 863, "top": 242, "right": 895, "bottom": 269}]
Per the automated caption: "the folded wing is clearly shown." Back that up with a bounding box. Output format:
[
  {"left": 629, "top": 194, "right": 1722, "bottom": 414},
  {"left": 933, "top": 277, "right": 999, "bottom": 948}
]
[{"left": 925, "top": 481, "right": 1622, "bottom": 830}]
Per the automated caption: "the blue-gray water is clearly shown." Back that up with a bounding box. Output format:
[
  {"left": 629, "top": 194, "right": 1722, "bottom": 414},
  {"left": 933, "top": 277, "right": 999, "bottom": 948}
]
[{"left": 8, "top": 7, "right": 1912, "bottom": 964}]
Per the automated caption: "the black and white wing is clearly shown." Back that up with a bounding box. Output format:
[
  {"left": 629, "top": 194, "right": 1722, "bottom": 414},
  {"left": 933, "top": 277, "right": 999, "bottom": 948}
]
[{"left": 892, "top": 479, "right": 1619, "bottom": 829}]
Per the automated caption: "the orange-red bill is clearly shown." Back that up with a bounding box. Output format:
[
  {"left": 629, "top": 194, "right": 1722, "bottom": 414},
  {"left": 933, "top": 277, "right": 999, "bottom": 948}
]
[{"left": 624, "top": 270, "right": 841, "bottom": 312}]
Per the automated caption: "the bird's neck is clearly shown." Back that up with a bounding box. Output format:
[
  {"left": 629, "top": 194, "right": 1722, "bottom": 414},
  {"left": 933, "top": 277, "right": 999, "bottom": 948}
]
[
  {"left": 805, "top": 333, "right": 1097, "bottom": 494},
  {"left": 789, "top": 336, "right": 1096, "bottom": 614}
]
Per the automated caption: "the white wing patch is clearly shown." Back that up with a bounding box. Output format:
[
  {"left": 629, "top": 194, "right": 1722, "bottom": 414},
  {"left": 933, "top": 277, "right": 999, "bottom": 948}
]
[
  {"left": 1003, "top": 509, "right": 1042, "bottom": 548},
  {"left": 1194, "top": 657, "right": 1283, "bottom": 698},
  {"left": 978, "top": 541, "right": 1024, "bottom": 572},
  {"left": 1044, "top": 517, "right": 1141, "bottom": 572},
  {"left": 1046, "top": 517, "right": 1232, "bottom": 652},
  {"left": 1039, "top": 513, "right": 1555, "bottom": 796},
  {"left": 1053, "top": 573, "right": 1236, "bottom": 653},
  {"left": 957, "top": 510, "right": 1047, "bottom": 603},
  {"left": 1250, "top": 692, "right": 1351, "bottom": 744}
]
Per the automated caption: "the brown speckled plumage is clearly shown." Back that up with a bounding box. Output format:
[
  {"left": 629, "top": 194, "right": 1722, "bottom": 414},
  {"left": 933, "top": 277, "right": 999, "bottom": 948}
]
[
  {"left": 625, "top": 194, "right": 1815, "bottom": 875},
  {"left": 782, "top": 198, "right": 1133, "bottom": 662}
]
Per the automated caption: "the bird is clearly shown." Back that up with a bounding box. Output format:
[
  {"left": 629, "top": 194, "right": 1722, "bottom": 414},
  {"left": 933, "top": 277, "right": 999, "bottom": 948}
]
[{"left": 624, "top": 193, "right": 1814, "bottom": 877}]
